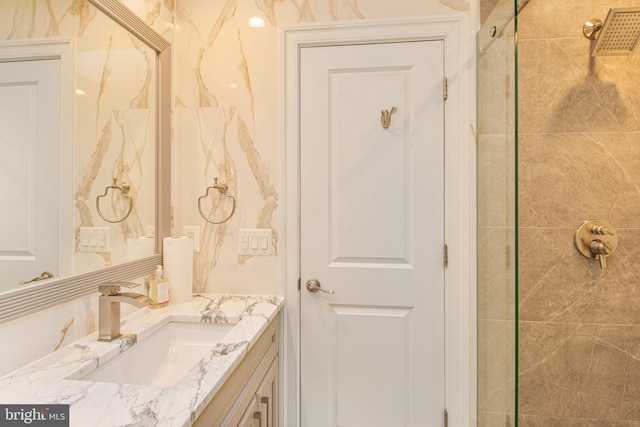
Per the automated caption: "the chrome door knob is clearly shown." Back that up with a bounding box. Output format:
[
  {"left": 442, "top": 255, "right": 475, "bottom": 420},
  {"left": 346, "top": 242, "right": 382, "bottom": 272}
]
[{"left": 306, "top": 279, "right": 335, "bottom": 294}]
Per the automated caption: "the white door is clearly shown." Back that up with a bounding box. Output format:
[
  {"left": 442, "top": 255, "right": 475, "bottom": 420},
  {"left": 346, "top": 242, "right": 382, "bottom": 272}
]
[
  {"left": 0, "top": 58, "right": 61, "bottom": 287},
  {"left": 300, "top": 41, "right": 446, "bottom": 426}
]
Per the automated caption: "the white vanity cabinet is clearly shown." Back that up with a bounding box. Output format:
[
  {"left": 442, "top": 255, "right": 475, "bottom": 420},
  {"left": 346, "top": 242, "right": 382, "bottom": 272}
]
[
  {"left": 236, "top": 356, "right": 278, "bottom": 427},
  {"left": 194, "top": 314, "right": 279, "bottom": 427},
  {"left": 238, "top": 356, "right": 278, "bottom": 427}
]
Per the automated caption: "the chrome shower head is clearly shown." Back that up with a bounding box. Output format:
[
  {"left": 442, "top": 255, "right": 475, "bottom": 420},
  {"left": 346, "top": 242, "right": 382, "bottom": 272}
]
[{"left": 583, "top": 8, "right": 640, "bottom": 56}]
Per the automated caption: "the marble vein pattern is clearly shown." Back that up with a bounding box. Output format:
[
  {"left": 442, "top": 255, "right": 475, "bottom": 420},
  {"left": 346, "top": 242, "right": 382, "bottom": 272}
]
[
  {"left": 121, "top": 0, "right": 175, "bottom": 35},
  {"left": 0, "top": 294, "right": 283, "bottom": 427},
  {"left": 0, "top": 294, "right": 98, "bottom": 377},
  {"left": 73, "top": 12, "right": 158, "bottom": 271},
  {"left": 54, "top": 318, "right": 76, "bottom": 351},
  {"left": 176, "top": 0, "right": 280, "bottom": 293}
]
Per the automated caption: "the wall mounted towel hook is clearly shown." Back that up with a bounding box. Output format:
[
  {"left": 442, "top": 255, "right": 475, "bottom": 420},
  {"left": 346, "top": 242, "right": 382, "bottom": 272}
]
[
  {"left": 96, "top": 177, "right": 133, "bottom": 223},
  {"left": 197, "top": 177, "right": 236, "bottom": 224},
  {"left": 381, "top": 106, "right": 397, "bottom": 129}
]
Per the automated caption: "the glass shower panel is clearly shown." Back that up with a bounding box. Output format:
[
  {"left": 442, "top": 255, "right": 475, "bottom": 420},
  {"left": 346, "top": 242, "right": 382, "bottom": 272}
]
[{"left": 477, "top": 0, "right": 517, "bottom": 426}]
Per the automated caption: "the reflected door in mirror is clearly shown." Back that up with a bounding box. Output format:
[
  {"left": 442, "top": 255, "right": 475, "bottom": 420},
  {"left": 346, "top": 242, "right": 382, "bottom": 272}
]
[{"left": 0, "top": 58, "right": 67, "bottom": 289}]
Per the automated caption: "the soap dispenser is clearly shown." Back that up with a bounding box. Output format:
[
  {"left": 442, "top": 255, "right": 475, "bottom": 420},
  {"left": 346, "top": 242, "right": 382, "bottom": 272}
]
[{"left": 148, "top": 265, "right": 170, "bottom": 308}]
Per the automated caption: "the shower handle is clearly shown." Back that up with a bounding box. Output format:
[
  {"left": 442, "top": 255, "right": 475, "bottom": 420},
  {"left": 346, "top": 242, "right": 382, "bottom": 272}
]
[
  {"left": 574, "top": 220, "right": 618, "bottom": 270},
  {"left": 590, "top": 240, "right": 611, "bottom": 269}
]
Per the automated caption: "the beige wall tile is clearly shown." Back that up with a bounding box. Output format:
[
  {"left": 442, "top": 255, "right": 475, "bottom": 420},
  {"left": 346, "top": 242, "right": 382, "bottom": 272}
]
[
  {"left": 478, "top": 226, "right": 516, "bottom": 321},
  {"left": 478, "top": 34, "right": 515, "bottom": 135},
  {"left": 551, "top": 229, "right": 640, "bottom": 324},
  {"left": 519, "top": 132, "right": 640, "bottom": 228},
  {"left": 519, "top": 38, "right": 640, "bottom": 133},
  {"left": 518, "top": 0, "right": 640, "bottom": 40},
  {"left": 478, "top": 319, "right": 516, "bottom": 414},
  {"left": 479, "top": 411, "right": 516, "bottom": 427},
  {"left": 517, "top": 227, "right": 597, "bottom": 322},
  {"left": 520, "top": 322, "right": 640, "bottom": 421},
  {"left": 520, "top": 415, "right": 640, "bottom": 426},
  {"left": 478, "top": 134, "right": 515, "bottom": 228}
]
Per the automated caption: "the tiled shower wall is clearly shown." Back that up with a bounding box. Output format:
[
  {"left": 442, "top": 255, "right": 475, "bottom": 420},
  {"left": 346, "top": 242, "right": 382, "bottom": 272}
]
[{"left": 518, "top": 0, "right": 640, "bottom": 425}]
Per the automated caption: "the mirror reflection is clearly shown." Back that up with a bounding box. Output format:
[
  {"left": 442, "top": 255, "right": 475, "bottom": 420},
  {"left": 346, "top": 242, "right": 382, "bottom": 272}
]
[{"left": 0, "top": 0, "right": 157, "bottom": 293}]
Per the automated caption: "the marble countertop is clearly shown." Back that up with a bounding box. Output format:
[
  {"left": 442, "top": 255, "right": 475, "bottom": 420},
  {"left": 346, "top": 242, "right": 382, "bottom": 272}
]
[{"left": 0, "top": 294, "right": 283, "bottom": 427}]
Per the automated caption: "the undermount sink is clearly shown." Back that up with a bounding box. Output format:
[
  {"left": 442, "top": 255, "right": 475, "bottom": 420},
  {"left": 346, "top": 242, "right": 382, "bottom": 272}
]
[{"left": 78, "top": 321, "right": 234, "bottom": 387}]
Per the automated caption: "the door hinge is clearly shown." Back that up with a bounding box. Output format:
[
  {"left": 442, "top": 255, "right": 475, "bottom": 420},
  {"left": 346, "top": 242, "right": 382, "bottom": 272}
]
[
  {"left": 443, "top": 244, "right": 449, "bottom": 268},
  {"left": 443, "top": 77, "right": 448, "bottom": 101},
  {"left": 444, "top": 408, "right": 449, "bottom": 427}
]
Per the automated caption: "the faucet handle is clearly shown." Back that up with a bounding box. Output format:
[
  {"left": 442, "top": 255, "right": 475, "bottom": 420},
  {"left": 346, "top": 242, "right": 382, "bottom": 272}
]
[
  {"left": 589, "top": 240, "right": 610, "bottom": 269},
  {"left": 574, "top": 220, "right": 618, "bottom": 270},
  {"left": 98, "top": 282, "right": 141, "bottom": 295}
]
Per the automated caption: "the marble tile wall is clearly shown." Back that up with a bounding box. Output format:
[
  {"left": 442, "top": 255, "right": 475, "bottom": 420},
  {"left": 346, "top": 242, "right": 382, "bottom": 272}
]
[
  {"left": 172, "top": 0, "right": 470, "bottom": 295},
  {"left": 518, "top": 0, "right": 640, "bottom": 424}
]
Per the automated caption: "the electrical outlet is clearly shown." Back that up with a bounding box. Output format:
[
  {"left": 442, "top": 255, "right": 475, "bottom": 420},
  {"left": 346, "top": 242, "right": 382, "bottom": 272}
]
[{"left": 183, "top": 226, "right": 200, "bottom": 252}]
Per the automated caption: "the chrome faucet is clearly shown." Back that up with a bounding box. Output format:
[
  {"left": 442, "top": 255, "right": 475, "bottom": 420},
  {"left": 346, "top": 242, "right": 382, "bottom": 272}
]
[{"left": 98, "top": 282, "right": 152, "bottom": 341}]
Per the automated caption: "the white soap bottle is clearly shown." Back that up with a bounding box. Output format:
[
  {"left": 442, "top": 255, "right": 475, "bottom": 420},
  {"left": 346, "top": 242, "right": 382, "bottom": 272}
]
[{"left": 148, "top": 265, "right": 170, "bottom": 308}]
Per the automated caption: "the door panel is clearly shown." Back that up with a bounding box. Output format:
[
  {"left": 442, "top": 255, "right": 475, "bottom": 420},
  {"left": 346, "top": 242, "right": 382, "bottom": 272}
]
[
  {"left": 334, "top": 305, "right": 413, "bottom": 426},
  {"left": 300, "top": 40, "right": 446, "bottom": 426}
]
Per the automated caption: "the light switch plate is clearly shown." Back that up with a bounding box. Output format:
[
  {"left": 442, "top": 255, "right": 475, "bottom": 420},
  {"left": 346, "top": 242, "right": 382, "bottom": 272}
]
[
  {"left": 239, "top": 229, "right": 272, "bottom": 255},
  {"left": 79, "top": 227, "right": 110, "bottom": 253}
]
